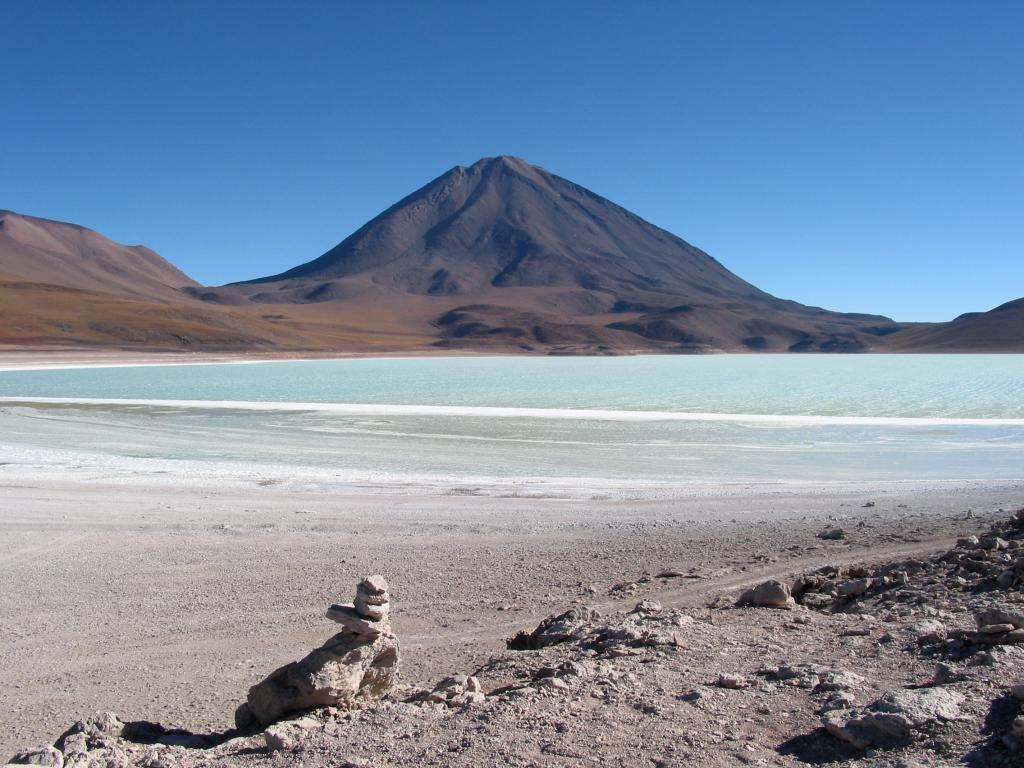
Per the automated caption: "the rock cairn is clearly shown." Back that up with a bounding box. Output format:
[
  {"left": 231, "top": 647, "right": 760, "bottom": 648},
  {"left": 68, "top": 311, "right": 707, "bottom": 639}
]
[
  {"left": 326, "top": 573, "right": 391, "bottom": 633},
  {"left": 235, "top": 575, "right": 399, "bottom": 730}
]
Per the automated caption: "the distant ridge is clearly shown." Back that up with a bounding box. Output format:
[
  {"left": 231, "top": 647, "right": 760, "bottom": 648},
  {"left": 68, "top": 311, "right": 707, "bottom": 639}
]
[{"left": 888, "top": 298, "right": 1024, "bottom": 352}]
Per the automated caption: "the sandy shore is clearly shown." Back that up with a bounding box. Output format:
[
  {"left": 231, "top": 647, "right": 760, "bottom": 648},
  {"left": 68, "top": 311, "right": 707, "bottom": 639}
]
[{"left": 1, "top": 471, "right": 1020, "bottom": 757}]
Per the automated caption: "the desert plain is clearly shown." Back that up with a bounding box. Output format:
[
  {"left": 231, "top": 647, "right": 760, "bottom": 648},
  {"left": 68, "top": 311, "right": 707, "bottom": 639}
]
[{"left": 2, "top": 464, "right": 1022, "bottom": 765}]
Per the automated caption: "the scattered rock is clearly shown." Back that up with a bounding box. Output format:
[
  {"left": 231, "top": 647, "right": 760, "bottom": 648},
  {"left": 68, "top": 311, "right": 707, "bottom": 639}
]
[
  {"left": 420, "top": 675, "right": 486, "bottom": 707},
  {"left": 716, "top": 674, "right": 750, "bottom": 690},
  {"left": 817, "top": 527, "right": 846, "bottom": 540},
  {"left": 632, "top": 599, "right": 662, "bottom": 614},
  {"left": 9, "top": 507, "right": 1024, "bottom": 768}
]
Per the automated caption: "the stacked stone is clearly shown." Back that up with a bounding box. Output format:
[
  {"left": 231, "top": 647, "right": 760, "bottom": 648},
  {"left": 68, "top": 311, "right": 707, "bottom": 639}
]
[
  {"left": 325, "top": 575, "right": 392, "bottom": 637},
  {"left": 355, "top": 574, "right": 390, "bottom": 620},
  {"left": 236, "top": 575, "right": 400, "bottom": 730}
]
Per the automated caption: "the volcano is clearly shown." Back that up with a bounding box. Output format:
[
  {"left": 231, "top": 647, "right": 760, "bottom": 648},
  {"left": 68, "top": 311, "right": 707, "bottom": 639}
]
[{"left": 197, "top": 156, "right": 908, "bottom": 353}]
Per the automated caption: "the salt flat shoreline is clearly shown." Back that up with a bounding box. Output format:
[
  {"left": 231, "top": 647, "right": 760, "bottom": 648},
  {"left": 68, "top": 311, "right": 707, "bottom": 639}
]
[
  {"left": 7, "top": 396, "right": 1024, "bottom": 426},
  {"left": 1, "top": 474, "right": 1020, "bottom": 757},
  {"left": 2, "top": 347, "right": 1022, "bottom": 372},
  {"left": 0, "top": 347, "right": 526, "bottom": 371}
]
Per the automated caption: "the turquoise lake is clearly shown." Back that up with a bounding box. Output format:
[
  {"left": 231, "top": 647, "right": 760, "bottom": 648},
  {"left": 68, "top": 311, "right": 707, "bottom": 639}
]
[{"left": 0, "top": 355, "right": 1021, "bottom": 491}]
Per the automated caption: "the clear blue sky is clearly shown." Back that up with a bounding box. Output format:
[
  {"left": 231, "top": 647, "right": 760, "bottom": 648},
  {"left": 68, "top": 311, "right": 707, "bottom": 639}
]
[{"left": 2, "top": 1, "right": 1021, "bottom": 321}]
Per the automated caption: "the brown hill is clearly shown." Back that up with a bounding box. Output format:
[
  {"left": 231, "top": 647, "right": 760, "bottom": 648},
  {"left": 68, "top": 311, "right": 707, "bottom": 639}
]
[
  {"left": 0, "top": 210, "right": 198, "bottom": 301},
  {"left": 200, "top": 156, "right": 909, "bottom": 353},
  {"left": 886, "top": 298, "right": 1024, "bottom": 352},
  {"left": 0, "top": 211, "right": 433, "bottom": 351},
  {"left": 0, "top": 274, "right": 436, "bottom": 351}
]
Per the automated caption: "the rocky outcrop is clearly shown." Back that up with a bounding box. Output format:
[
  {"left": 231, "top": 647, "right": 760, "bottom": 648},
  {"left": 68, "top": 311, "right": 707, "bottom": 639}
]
[
  {"left": 822, "top": 688, "right": 963, "bottom": 749},
  {"left": 235, "top": 576, "right": 400, "bottom": 729},
  {"left": 758, "top": 507, "right": 1024, "bottom": 624},
  {"left": 506, "top": 606, "right": 602, "bottom": 650}
]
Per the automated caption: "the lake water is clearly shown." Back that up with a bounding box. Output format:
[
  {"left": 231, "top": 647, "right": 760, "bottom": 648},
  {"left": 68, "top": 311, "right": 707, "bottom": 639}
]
[{"left": 0, "top": 355, "right": 1021, "bottom": 494}]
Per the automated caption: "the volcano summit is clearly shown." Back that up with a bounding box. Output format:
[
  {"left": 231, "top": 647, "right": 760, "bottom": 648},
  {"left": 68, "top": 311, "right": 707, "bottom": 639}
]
[{"left": 199, "top": 156, "right": 910, "bottom": 353}]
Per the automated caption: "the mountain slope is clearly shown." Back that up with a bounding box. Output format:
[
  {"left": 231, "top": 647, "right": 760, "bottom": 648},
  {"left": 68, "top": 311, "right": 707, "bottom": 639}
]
[
  {"left": 0, "top": 209, "right": 198, "bottom": 302},
  {"left": 887, "top": 298, "right": 1024, "bottom": 352},
  {"left": 0, "top": 274, "right": 438, "bottom": 351},
  {"left": 204, "top": 156, "right": 906, "bottom": 353},
  {"left": 245, "top": 156, "right": 769, "bottom": 305}
]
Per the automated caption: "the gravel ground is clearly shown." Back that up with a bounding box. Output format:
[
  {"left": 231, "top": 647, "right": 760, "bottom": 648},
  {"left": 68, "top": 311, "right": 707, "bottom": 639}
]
[{"left": 1, "top": 471, "right": 1021, "bottom": 762}]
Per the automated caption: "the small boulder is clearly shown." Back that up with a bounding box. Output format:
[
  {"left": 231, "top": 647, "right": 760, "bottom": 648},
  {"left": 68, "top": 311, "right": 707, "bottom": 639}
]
[
  {"left": 738, "top": 579, "right": 794, "bottom": 609},
  {"left": 914, "top": 619, "right": 947, "bottom": 645},
  {"left": 975, "top": 607, "right": 1024, "bottom": 630},
  {"left": 837, "top": 577, "right": 872, "bottom": 598},
  {"left": 815, "top": 670, "right": 865, "bottom": 693},
  {"left": 823, "top": 687, "right": 962, "bottom": 750},
  {"left": 818, "top": 691, "right": 856, "bottom": 714},
  {"left": 632, "top": 599, "right": 662, "bottom": 614},
  {"left": 1004, "top": 714, "right": 1024, "bottom": 750},
  {"left": 508, "top": 606, "right": 600, "bottom": 650}
]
